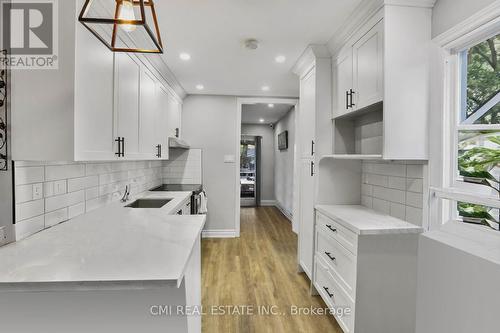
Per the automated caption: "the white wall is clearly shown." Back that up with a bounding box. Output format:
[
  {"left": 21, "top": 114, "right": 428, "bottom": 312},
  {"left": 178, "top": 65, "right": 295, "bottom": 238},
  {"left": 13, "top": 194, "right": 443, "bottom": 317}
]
[
  {"left": 182, "top": 95, "right": 238, "bottom": 232},
  {"left": 432, "top": 0, "right": 497, "bottom": 37},
  {"left": 241, "top": 124, "right": 275, "bottom": 203},
  {"left": 273, "top": 107, "right": 295, "bottom": 217}
]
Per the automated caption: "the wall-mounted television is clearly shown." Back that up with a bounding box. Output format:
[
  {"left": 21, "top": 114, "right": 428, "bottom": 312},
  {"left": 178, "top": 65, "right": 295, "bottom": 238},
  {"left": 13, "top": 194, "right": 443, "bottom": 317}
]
[{"left": 278, "top": 131, "right": 288, "bottom": 151}]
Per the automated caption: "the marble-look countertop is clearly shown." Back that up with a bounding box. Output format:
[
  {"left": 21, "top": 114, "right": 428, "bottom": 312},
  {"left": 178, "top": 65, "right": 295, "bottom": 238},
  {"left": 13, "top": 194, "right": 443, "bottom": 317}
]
[
  {"left": 0, "top": 191, "right": 205, "bottom": 290},
  {"left": 315, "top": 205, "right": 424, "bottom": 235}
]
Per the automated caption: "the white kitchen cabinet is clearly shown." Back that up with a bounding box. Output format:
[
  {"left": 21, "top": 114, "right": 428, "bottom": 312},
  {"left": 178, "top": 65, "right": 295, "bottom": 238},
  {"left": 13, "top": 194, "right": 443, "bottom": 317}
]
[
  {"left": 352, "top": 20, "right": 384, "bottom": 110},
  {"left": 11, "top": 0, "right": 184, "bottom": 162},
  {"left": 298, "top": 159, "right": 315, "bottom": 277},
  {"left": 292, "top": 46, "right": 332, "bottom": 279},
  {"left": 155, "top": 84, "right": 170, "bottom": 160},
  {"left": 139, "top": 69, "right": 160, "bottom": 159},
  {"left": 166, "top": 89, "right": 182, "bottom": 140},
  {"left": 115, "top": 53, "right": 145, "bottom": 160},
  {"left": 331, "top": 3, "right": 432, "bottom": 160},
  {"left": 313, "top": 206, "right": 422, "bottom": 333},
  {"left": 334, "top": 51, "right": 353, "bottom": 118}
]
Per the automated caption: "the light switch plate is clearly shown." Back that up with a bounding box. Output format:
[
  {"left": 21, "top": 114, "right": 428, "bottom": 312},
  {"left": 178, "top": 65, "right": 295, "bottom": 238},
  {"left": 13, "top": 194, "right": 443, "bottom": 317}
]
[
  {"left": 224, "top": 155, "right": 236, "bottom": 163},
  {"left": 54, "top": 180, "right": 67, "bottom": 195},
  {"left": 33, "top": 183, "right": 43, "bottom": 200}
]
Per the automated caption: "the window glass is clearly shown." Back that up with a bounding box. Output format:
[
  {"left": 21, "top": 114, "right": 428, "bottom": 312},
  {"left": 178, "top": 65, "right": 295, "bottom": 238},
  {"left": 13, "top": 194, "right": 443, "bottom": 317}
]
[
  {"left": 463, "top": 34, "right": 500, "bottom": 124},
  {"left": 457, "top": 202, "right": 499, "bottom": 231}
]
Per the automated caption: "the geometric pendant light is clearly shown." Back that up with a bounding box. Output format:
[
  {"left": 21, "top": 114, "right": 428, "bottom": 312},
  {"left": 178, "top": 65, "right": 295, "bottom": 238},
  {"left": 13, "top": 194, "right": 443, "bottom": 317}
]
[{"left": 78, "top": 0, "right": 163, "bottom": 54}]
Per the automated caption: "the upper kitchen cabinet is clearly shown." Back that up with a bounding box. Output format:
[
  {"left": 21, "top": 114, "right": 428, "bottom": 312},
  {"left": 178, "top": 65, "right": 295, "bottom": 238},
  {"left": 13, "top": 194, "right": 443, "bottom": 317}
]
[
  {"left": 11, "top": 0, "right": 184, "bottom": 162},
  {"left": 331, "top": 1, "right": 434, "bottom": 160}
]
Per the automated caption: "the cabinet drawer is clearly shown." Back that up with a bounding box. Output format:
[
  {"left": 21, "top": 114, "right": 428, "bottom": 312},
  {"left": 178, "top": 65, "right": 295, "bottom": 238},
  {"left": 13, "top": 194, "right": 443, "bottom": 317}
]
[
  {"left": 316, "top": 212, "right": 358, "bottom": 255},
  {"left": 314, "top": 255, "right": 355, "bottom": 333},
  {"left": 316, "top": 228, "right": 356, "bottom": 298}
]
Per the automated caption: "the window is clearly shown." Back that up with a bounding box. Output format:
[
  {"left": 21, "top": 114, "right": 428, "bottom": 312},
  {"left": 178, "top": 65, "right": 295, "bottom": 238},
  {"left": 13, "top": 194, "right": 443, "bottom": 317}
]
[{"left": 453, "top": 34, "right": 500, "bottom": 231}]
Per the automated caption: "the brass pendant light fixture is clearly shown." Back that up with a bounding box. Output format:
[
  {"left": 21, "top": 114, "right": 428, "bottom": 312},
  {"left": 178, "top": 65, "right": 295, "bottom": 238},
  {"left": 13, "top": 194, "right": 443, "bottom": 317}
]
[{"left": 78, "top": 0, "right": 163, "bottom": 54}]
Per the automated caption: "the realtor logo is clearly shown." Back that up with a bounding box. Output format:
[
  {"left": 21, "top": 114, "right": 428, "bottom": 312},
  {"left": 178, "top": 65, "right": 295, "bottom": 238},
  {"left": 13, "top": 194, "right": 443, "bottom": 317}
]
[{"left": 1, "top": 0, "right": 58, "bottom": 69}]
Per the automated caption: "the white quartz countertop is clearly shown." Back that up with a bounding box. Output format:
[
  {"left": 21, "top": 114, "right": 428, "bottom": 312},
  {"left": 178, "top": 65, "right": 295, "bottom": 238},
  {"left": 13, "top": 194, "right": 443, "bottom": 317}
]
[
  {"left": 0, "top": 191, "right": 205, "bottom": 289},
  {"left": 315, "top": 205, "right": 424, "bottom": 235}
]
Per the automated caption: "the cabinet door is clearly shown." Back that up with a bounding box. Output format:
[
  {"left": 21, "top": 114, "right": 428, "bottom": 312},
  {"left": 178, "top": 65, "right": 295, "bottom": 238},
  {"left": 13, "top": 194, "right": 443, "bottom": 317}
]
[
  {"left": 299, "top": 158, "right": 315, "bottom": 278},
  {"left": 166, "top": 94, "right": 181, "bottom": 139},
  {"left": 155, "top": 84, "right": 170, "bottom": 160},
  {"left": 334, "top": 50, "right": 353, "bottom": 118},
  {"left": 299, "top": 69, "right": 316, "bottom": 159},
  {"left": 74, "top": 21, "right": 116, "bottom": 161},
  {"left": 353, "top": 20, "right": 384, "bottom": 110},
  {"left": 139, "top": 69, "right": 158, "bottom": 159},
  {"left": 115, "top": 53, "right": 144, "bottom": 159}
]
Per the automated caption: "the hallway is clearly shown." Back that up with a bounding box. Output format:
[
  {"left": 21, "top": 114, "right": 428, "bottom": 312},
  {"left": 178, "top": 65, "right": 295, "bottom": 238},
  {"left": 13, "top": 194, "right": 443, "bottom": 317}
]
[{"left": 202, "top": 207, "right": 342, "bottom": 333}]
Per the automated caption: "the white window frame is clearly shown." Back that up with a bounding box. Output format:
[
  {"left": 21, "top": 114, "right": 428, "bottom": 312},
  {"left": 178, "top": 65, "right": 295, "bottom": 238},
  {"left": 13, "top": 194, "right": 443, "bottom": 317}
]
[{"left": 429, "top": 3, "right": 500, "bottom": 233}]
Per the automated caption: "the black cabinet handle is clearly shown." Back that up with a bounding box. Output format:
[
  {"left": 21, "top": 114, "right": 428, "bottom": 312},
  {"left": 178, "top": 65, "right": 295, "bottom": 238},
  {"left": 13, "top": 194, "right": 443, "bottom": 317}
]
[
  {"left": 349, "top": 89, "right": 356, "bottom": 108},
  {"left": 160, "top": 144, "right": 162, "bottom": 158},
  {"left": 326, "top": 225, "right": 337, "bottom": 233},
  {"left": 311, "top": 161, "right": 315, "bottom": 177},
  {"left": 325, "top": 252, "right": 336, "bottom": 262},
  {"left": 115, "top": 137, "right": 124, "bottom": 157},
  {"left": 311, "top": 140, "right": 315, "bottom": 156},
  {"left": 323, "top": 287, "right": 334, "bottom": 298},
  {"left": 121, "top": 137, "right": 125, "bottom": 157},
  {"left": 346, "top": 91, "right": 349, "bottom": 109},
  {"left": 115, "top": 137, "right": 121, "bottom": 157},
  {"left": 156, "top": 144, "right": 161, "bottom": 158}
]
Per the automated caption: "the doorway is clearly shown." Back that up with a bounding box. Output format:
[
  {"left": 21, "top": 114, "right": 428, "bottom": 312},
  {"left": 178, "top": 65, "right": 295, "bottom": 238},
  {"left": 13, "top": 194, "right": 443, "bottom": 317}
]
[{"left": 240, "top": 136, "right": 262, "bottom": 207}]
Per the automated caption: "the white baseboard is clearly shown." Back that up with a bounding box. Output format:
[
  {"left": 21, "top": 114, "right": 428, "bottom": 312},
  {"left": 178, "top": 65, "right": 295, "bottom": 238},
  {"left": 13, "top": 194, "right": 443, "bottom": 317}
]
[
  {"left": 202, "top": 229, "right": 238, "bottom": 238},
  {"left": 261, "top": 200, "right": 277, "bottom": 206},
  {"left": 275, "top": 202, "right": 293, "bottom": 222}
]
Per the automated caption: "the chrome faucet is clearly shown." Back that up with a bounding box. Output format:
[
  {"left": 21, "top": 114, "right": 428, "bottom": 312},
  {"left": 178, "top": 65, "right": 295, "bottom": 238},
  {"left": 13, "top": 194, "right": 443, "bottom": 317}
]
[{"left": 121, "top": 185, "right": 130, "bottom": 203}]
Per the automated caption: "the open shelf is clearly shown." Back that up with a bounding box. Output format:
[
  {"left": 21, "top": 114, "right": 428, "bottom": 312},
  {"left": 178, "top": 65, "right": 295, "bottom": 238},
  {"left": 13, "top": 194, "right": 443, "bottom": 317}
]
[{"left": 322, "top": 154, "right": 383, "bottom": 160}]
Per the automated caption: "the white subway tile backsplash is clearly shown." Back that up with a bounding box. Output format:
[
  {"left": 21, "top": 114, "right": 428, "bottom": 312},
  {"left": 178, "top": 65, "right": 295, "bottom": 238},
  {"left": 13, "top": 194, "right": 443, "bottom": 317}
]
[
  {"left": 45, "top": 164, "right": 85, "bottom": 181},
  {"left": 163, "top": 149, "right": 202, "bottom": 185},
  {"left": 14, "top": 154, "right": 189, "bottom": 241},
  {"left": 406, "top": 192, "right": 423, "bottom": 209},
  {"left": 362, "top": 161, "right": 426, "bottom": 226},
  {"left": 15, "top": 184, "right": 34, "bottom": 203},
  {"left": 15, "top": 199, "right": 44, "bottom": 222},
  {"left": 15, "top": 166, "right": 44, "bottom": 185},
  {"left": 68, "top": 203, "right": 85, "bottom": 219},
  {"left": 45, "top": 208, "right": 68, "bottom": 227},
  {"left": 15, "top": 215, "right": 45, "bottom": 240},
  {"left": 387, "top": 176, "right": 406, "bottom": 191},
  {"left": 372, "top": 198, "right": 390, "bottom": 214},
  {"left": 45, "top": 190, "right": 85, "bottom": 213},
  {"left": 407, "top": 165, "right": 424, "bottom": 178}
]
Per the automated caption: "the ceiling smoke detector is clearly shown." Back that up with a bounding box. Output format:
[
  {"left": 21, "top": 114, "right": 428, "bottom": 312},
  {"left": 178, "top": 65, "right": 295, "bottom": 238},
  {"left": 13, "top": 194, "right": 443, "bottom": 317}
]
[{"left": 244, "top": 39, "right": 259, "bottom": 50}]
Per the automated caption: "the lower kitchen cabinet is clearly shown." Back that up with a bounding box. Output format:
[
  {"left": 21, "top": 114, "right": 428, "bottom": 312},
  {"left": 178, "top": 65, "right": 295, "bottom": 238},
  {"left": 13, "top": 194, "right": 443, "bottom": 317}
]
[{"left": 313, "top": 206, "right": 422, "bottom": 333}]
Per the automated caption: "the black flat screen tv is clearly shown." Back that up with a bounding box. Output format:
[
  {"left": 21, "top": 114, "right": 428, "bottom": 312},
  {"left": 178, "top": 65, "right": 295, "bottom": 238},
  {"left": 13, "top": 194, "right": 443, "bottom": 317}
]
[{"left": 278, "top": 131, "right": 288, "bottom": 151}]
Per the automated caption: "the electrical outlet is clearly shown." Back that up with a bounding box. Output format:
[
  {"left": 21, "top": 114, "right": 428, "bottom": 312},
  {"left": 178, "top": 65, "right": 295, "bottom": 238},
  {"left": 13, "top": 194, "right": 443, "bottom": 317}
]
[
  {"left": 0, "top": 227, "right": 7, "bottom": 246},
  {"left": 33, "top": 183, "right": 43, "bottom": 200}
]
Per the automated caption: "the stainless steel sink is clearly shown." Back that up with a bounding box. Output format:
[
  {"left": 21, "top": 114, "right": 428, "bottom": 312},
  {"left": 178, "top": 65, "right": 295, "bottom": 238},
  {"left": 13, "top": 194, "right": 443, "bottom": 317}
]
[{"left": 125, "top": 199, "right": 171, "bottom": 208}]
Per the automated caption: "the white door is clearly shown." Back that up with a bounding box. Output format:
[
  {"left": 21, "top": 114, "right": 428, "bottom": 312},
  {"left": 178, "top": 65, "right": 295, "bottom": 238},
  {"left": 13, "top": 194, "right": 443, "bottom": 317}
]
[
  {"left": 115, "top": 53, "right": 144, "bottom": 159},
  {"left": 155, "top": 84, "right": 170, "bottom": 160},
  {"left": 299, "top": 69, "right": 316, "bottom": 159},
  {"left": 74, "top": 21, "right": 116, "bottom": 161},
  {"left": 299, "top": 158, "right": 315, "bottom": 278},
  {"left": 353, "top": 20, "right": 384, "bottom": 110},
  {"left": 139, "top": 69, "right": 158, "bottom": 159},
  {"left": 334, "top": 50, "right": 353, "bottom": 117}
]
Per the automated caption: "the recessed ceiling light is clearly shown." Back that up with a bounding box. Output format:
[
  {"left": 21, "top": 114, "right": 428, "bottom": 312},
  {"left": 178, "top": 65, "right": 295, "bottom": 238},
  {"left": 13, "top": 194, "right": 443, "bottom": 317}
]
[
  {"left": 268, "top": 104, "right": 275, "bottom": 108},
  {"left": 275, "top": 55, "right": 286, "bottom": 63},
  {"left": 259, "top": 118, "right": 265, "bottom": 123},
  {"left": 196, "top": 84, "right": 204, "bottom": 90},
  {"left": 261, "top": 86, "right": 270, "bottom": 91},
  {"left": 179, "top": 53, "right": 191, "bottom": 61}
]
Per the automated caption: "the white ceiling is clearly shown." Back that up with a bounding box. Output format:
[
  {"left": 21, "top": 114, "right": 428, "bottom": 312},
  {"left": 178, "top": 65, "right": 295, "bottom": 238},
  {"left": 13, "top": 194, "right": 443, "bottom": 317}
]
[
  {"left": 154, "top": 0, "right": 362, "bottom": 97},
  {"left": 242, "top": 103, "right": 294, "bottom": 125}
]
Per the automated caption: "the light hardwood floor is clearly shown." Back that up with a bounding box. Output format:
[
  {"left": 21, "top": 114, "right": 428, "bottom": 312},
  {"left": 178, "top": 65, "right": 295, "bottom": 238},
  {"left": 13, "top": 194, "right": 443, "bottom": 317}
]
[{"left": 202, "top": 207, "right": 343, "bottom": 333}]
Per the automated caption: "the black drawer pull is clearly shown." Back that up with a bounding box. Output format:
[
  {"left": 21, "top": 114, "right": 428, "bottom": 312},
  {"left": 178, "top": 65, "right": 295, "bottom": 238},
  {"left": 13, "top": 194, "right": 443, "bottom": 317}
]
[
  {"left": 325, "top": 252, "right": 336, "bottom": 262},
  {"left": 326, "top": 225, "right": 337, "bottom": 233},
  {"left": 323, "top": 287, "right": 334, "bottom": 298}
]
